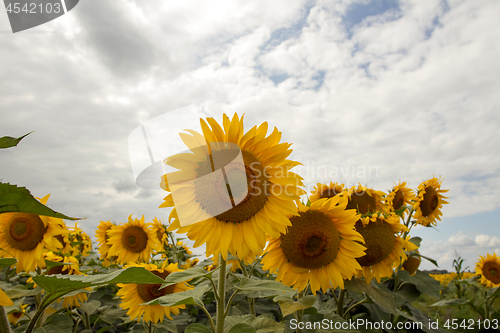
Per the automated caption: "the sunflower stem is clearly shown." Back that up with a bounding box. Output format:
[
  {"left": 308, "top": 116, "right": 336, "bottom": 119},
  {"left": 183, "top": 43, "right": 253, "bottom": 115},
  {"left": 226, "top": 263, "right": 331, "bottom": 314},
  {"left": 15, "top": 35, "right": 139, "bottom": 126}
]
[
  {"left": 239, "top": 260, "right": 256, "bottom": 316},
  {"left": 83, "top": 310, "right": 91, "bottom": 330},
  {"left": 216, "top": 254, "right": 227, "bottom": 333},
  {"left": 197, "top": 303, "right": 216, "bottom": 333},
  {"left": 148, "top": 321, "right": 153, "bottom": 333},
  {"left": 337, "top": 289, "right": 345, "bottom": 318},
  {"left": 0, "top": 306, "right": 12, "bottom": 333},
  {"left": 168, "top": 233, "right": 179, "bottom": 264}
]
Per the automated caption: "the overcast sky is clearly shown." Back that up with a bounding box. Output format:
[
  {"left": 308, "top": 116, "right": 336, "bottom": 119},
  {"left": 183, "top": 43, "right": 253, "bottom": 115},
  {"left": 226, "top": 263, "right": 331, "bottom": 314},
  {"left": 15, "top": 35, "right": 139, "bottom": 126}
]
[{"left": 1, "top": 0, "right": 499, "bottom": 271}]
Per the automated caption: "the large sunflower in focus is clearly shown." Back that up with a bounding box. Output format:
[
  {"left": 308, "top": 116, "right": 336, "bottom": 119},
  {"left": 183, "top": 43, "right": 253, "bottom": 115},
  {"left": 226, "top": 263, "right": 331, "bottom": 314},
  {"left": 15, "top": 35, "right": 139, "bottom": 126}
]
[
  {"left": 262, "top": 196, "right": 366, "bottom": 294},
  {"left": 385, "top": 181, "right": 415, "bottom": 212},
  {"left": 355, "top": 213, "right": 416, "bottom": 283},
  {"left": 161, "top": 114, "right": 305, "bottom": 260},
  {"left": 476, "top": 253, "right": 500, "bottom": 288},
  {"left": 413, "top": 177, "right": 449, "bottom": 227},
  {"left": 346, "top": 185, "right": 387, "bottom": 215},
  {"left": 95, "top": 220, "right": 115, "bottom": 260},
  {"left": 107, "top": 215, "right": 160, "bottom": 264},
  {"left": 117, "top": 262, "right": 192, "bottom": 324},
  {"left": 0, "top": 194, "right": 64, "bottom": 273},
  {"left": 309, "top": 182, "right": 346, "bottom": 203}
]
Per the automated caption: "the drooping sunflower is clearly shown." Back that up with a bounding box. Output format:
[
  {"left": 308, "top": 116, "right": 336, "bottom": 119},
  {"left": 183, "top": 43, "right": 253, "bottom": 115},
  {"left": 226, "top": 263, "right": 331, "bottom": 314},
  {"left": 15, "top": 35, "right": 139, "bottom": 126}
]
[
  {"left": 7, "top": 304, "right": 28, "bottom": 325},
  {"left": 355, "top": 213, "right": 417, "bottom": 283},
  {"left": 117, "top": 262, "right": 192, "bottom": 324},
  {"left": 151, "top": 218, "right": 168, "bottom": 246},
  {"left": 413, "top": 177, "right": 449, "bottom": 227},
  {"left": 385, "top": 181, "right": 415, "bottom": 212},
  {"left": 0, "top": 194, "right": 64, "bottom": 273},
  {"left": 346, "top": 185, "right": 387, "bottom": 215},
  {"left": 262, "top": 196, "right": 366, "bottom": 294},
  {"left": 309, "top": 182, "right": 346, "bottom": 203},
  {"left": 107, "top": 215, "right": 160, "bottom": 264},
  {"left": 95, "top": 220, "right": 115, "bottom": 260},
  {"left": 476, "top": 253, "right": 500, "bottom": 288},
  {"left": 161, "top": 114, "right": 305, "bottom": 260}
]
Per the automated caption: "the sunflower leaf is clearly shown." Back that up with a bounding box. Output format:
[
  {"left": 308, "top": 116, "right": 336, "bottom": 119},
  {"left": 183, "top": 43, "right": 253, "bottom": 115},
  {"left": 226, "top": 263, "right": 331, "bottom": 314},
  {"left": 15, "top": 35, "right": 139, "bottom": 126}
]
[
  {"left": 431, "top": 299, "right": 470, "bottom": 306},
  {"left": 145, "top": 285, "right": 210, "bottom": 308},
  {"left": 161, "top": 267, "right": 216, "bottom": 288},
  {"left": 228, "top": 323, "right": 256, "bottom": 333},
  {"left": 398, "top": 270, "right": 441, "bottom": 299},
  {"left": 33, "top": 267, "right": 165, "bottom": 295},
  {"left": 0, "top": 258, "right": 16, "bottom": 268},
  {"left": 0, "top": 132, "right": 33, "bottom": 149},
  {"left": 273, "top": 295, "right": 317, "bottom": 317},
  {"left": 0, "top": 183, "right": 81, "bottom": 220},
  {"left": 44, "top": 260, "right": 73, "bottom": 270},
  {"left": 344, "top": 278, "right": 396, "bottom": 314},
  {"left": 235, "top": 277, "right": 295, "bottom": 297},
  {"left": 184, "top": 323, "right": 212, "bottom": 333}
]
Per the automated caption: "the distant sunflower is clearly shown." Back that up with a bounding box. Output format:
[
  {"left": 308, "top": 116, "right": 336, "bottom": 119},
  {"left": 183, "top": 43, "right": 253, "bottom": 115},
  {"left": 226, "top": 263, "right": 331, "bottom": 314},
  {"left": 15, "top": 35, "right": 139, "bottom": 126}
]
[
  {"left": 309, "top": 182, "right": 346, "bottom": 203},
  {"left": 95, "top": 220, "right": 115, "bottom": 260},
  {"left": 68, "top": 224, "right": 92, "bottom": 257},
  {"left": 161, "top": 114, "right": 305, "bottom": 260},
  {"left": 44, "top": 252, "right": 88, "bottom": 308},
  {"left": 117, "top": 262, "right": 192, "bottom": 324},
  {"left": 7, "top": 304, "right": 28, "bottom": 325},
  {"left": 346, "top": 185, "right": 387, "bottom": 215},
  {"left": 385, "top": 181, "right": 415, "bottom": 212},
  {"left": 151, "top": 218, "right": 168, "bottom": 246},
  {"left": 107, "top": 215, "right": 160, "bottom": 264},
  {"left": 476, "top": 253, "right": 500, "bottom": 288},
  {"left": 355, "top": 213, "right": 417, "bottom": 283},
  {"left": 0, "top": 194, "right": 64, "bottom": 273},
  {"left": 54, "top": 223, "right": 72, "bottom": 256},
  {"left": 413, "top": 177, "right": 449, "bottom": 226},
  {"left": 262, "top": 196, "right": 366, "bottom": 294}
]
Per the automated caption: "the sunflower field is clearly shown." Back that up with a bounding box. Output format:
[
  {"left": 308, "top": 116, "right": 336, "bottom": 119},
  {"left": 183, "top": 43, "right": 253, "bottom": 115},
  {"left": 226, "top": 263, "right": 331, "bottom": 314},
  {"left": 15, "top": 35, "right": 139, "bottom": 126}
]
[{"left": 1, "top": 114, "right": 500, "bottom": 333}]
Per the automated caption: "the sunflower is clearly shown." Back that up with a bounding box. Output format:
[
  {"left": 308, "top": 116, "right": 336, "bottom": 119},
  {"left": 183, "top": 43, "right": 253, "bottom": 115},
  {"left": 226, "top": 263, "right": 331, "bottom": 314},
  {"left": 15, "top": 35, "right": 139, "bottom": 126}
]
[
  {"left": 413, "top": 177, "right": 449, "bottom": 227},
  {"left": 117, "top": 262, "right": 192, "bottom": 324},
  {"left": 68, "top": 224, "right": 93, "bottom": 257},
  {"left": 402, "top": 251, "right": 421, "bottom": 275},
  {"left": 476, "top": 253, "right": 500, "bottom": 288},
  {"left": 385, "top": 181, "right": 415, "bottom": 212},
  {"left": 346, "top": 185, "right": 387, "bottom": 215},
  {"left": 355, "top": 212, "right": 416, "bottom": 283},
  {"left": 161, "top": 114, "right": 305, "bottom": 260},
  {"left": 262, "top": 196, "right": 366, "bottom": 294},
  {"left": 54, "top": 223, "right": 72, "bottom": 256},
  {"left": 7, "top": 304, "right": 28, "bottom": 325},
  {"left": 44, "top": 252, "right": 89, "bottom": 308},
  {"left": 309, "top": 182, "right": 346, "bottom": 203},
  {"left": 0, "top": 194, "right": 65, "bottom": 273},
  {"left": 95, "top": 220, "right": 115, "bottom": 260},
  {"left": 107, "top": 215, "right": 160, "bottom": 264},
  {"left": 152, "top": 218, "right": 168, "bottom": 246}
]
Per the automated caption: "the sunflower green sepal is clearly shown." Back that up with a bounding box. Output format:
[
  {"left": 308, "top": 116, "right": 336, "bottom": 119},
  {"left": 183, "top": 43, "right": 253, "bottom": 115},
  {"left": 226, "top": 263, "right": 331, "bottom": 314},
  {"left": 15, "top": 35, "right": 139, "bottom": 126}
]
[{"left": 0, "top": 183, "right": 81, "bottom": 220}]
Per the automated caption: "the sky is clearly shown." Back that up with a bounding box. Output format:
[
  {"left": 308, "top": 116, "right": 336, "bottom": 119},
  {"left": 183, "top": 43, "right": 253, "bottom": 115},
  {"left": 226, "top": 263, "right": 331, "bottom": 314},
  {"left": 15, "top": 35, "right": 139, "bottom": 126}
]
[{"left": 1, "top": 0, "right": 499, "bottom": 272}]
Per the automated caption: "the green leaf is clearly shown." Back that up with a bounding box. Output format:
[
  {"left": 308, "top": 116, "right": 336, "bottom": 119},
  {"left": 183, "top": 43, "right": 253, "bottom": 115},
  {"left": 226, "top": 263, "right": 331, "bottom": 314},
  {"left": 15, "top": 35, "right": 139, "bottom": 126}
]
[
  {"left": 398, "top": 270, "right": 441, "bottom": 299},
  {"left": 228, "top": 323, "right": 256, "bottom": 333},
  {"left": 99, "top": 307, "right": 127, "bottom": 324},
  {"left": 5, "top": 285, "right": 43, "bottom": 299},
  {"left": 235, "top": 277, "right": 295, "bottom": 297},
  {"left": 184, "top": 324, "right": 212, "bottom": 333},
  {"left": 0, "top": 183, "right": 81, "bottom": 220},
  {"left": 273, "top": 295, "right": 316, "bottom": 317},
  {"left": 79, "top": 300, "right": 101, "bottom": 315},
  {"left": 45, "top": 314, "right": 73, "bottom": 332},
  {"left": 409, "top": 237, "right": 422, "bottom": 248},
  {"left": 146, "top": 285, "right": 210, "bottom": 308},
  {"left": 33, "top": 266, "right": 166, "bottom": 295},
  {"left": 0, "top": 132, "right": 33, "bottom": 149},
  {"left": 34, "top": 325, "right": 65, "bottom": 333},
  {"left": 417, "top": 253, "right": 439, "bottom": 267},
  {"left": 344, "top": 278, "right": 396, "bottom": 314},
  {"left": 0, "top": 258, "right": 16, "bottom": 268},
  {"left": 44, "top": 260, "right": 73, "bottom": 270},
  {"left": 162, "top": 267, "right": 215, "bottom": 287},
  {"left": 95, "top": 327, "right": 113, "bottom": 333},
  {"left": 431, "top": 299, "right": 470, "bottom": 306}
]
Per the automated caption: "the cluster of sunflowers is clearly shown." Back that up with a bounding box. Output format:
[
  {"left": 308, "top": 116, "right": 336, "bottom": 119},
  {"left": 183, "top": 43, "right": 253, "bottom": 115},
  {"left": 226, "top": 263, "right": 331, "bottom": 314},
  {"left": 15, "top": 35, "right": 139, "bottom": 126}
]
[{"left": 1, "top": 113, "right": 500, "bottom": 333}]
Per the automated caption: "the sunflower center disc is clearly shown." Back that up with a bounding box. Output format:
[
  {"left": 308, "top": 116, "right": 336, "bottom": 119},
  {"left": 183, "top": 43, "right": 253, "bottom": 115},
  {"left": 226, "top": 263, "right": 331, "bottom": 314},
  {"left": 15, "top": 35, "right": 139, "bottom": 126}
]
[
  {"left": 280, "top": 210, "right": 340, "bottom": 268},
  {"left": 195, "top": 147, "right": 269, "bottom": 223},
  {"left": 121, "top": 226, "right": 148, "bottom": 253},
  {"left": 483, "top": 262, "right": 500, "bottom": 284},
  {"left": 355, "top": 219, "right": 395, "bottom": 267},
  {"left": 45, "top": 265, "right": 68, "bottom": 276},
  {"left": 420, "top": 186, "right": 439, "bottom": 217},
  {"left": 393, "top": 190, "right": 404, "bottom": 210},
  {"left": 6, "top": 213, "right": 45, "bottom": 251},
  {"left": 347, "top": 191, "right": 376, "bottom": 214},
  {"left": 319, "top": 186, "right": 342, "bottom": 199},
  {"left": 137, "top": 270, "right": 176, "bottom": 302}
]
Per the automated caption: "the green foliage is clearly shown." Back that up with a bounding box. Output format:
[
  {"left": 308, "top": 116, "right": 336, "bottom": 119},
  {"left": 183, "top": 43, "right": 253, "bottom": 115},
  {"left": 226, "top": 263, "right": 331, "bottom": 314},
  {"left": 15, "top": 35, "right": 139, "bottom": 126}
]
[
  {"left": 0, "top": 182, "right": 80, "bottom": 220},
  {"left": 0, "top": 132, "right": 33, "bottom": 149}
]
